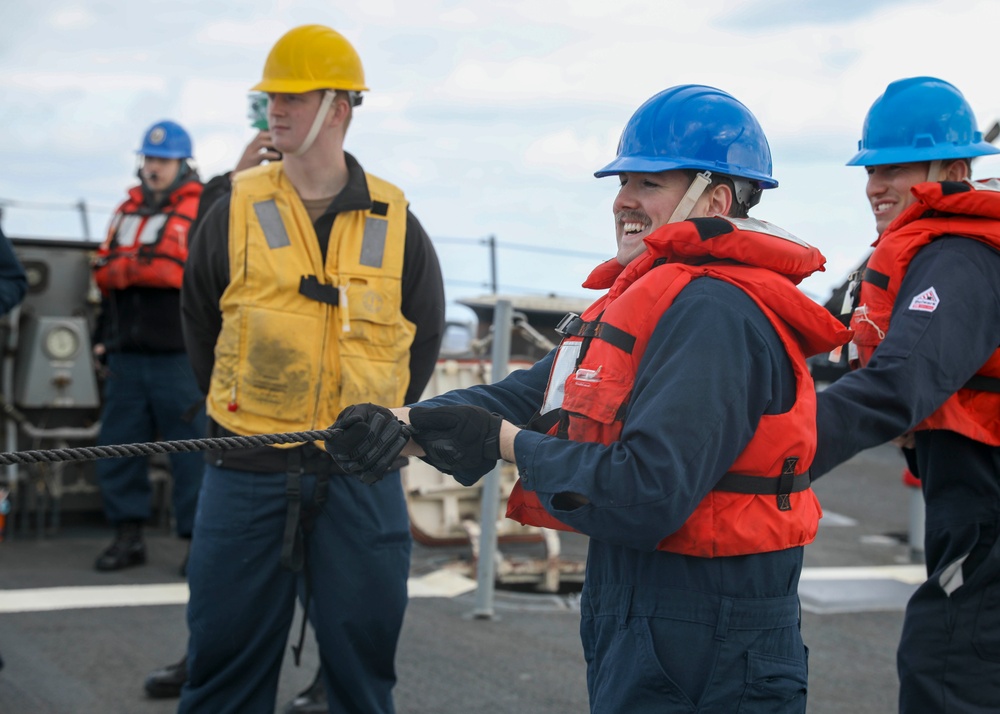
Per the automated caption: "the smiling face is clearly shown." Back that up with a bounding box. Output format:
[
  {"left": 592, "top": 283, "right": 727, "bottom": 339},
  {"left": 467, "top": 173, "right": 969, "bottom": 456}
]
[
  {"left": 612, "top": 170, "right": 711, "bottom": 265},
  {"left": 864, "top": 162, "right": 932, "bottom": 235}
]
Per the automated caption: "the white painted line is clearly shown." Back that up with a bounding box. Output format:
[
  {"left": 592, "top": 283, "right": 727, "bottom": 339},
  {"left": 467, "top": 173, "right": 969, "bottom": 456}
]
[
  {"left": 859, "top": 534, "right": 901, "bottom": 546},
  {"left": 0, "top": 565, "right": 925, "bottom": 614},
  {"left": 801, "top": 565, "right": 926, "bottom": 584},
  {"left": 408, "top": 569, "right": 477, "bottom": 598},
  {"left": 1, "top": 571, "right": 479, "bottom": 614},
  {"left": 819, "top": 510, "right": 858, "bottom": 527},
  {"left": 0, "top": 583, "right": 189, "bottom": 613}
]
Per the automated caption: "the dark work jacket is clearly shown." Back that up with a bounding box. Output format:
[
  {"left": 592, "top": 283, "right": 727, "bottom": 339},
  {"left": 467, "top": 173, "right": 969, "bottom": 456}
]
[{"left": 95, "top": 176, "right": 202, "bottom": 354}]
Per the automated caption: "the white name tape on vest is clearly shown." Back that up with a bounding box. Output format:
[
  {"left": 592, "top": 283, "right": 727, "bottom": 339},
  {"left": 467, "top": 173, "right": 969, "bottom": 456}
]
[{"left": 908, "top": 287, "right": 940, "bottom": 313}]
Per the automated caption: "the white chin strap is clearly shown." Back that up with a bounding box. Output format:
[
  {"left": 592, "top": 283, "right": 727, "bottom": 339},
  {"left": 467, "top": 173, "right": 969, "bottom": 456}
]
[
  {"left": 927, "top": 160, "right": 943, "bottom": 182},
  {"left": 667, "top": 171, "right": 713, "bottom": 223},
  {"left": 288, "top": 90, "right": 336, "bottom": 157}
]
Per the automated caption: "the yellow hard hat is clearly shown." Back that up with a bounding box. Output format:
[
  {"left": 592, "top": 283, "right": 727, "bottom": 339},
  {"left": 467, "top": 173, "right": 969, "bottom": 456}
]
[{"left": 251, "top": 24, "right": 369, "bottom": 94}]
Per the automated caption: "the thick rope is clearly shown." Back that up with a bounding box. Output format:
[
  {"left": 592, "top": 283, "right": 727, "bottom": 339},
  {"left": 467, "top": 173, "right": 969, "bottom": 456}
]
[{"left": 0, "top": 429, "right": 337, "bottom": 466}]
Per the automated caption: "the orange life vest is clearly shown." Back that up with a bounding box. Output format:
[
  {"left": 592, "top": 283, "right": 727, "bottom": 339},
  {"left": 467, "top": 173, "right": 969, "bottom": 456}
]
[
  {"left": 507, "top": 216, "right": 851, "bottom": 558},
  {"left": 850, "top": 178, "right": 1000, "bottom": 446},
  {"left": 93, "top": 179, "right": 201, "bottom": 294}
]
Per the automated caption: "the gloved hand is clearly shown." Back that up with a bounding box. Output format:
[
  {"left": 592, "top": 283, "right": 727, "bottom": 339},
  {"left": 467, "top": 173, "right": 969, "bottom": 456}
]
[
  {"left": 324, "top": 403, "right": 412, "bottom": 485},
  {"left": 409, "top": 405, "right": 503, "bottom": 484}
]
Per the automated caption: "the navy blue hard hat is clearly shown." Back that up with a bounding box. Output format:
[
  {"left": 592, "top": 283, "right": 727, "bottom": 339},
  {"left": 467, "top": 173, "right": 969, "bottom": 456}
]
[
  {"left": 595, "top": 84, "right": 777, "bottom": 189},
  {"left": 137, "top": 120, "right": 193, "bottom": 159},
  {"left": 847, "top": 76, "right": 1000, "bottom": 166}
]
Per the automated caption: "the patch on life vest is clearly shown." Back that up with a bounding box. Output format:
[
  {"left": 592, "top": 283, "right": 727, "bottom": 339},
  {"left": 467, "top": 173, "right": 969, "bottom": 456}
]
[{"left": 908, "top": 287, "right": 940, "bottom": 313}]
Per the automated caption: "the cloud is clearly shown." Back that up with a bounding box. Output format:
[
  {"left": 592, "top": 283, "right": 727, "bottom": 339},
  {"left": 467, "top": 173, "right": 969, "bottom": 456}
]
[
  {"left": 2, "top": 70, "right": 167, "bottom": 93},
  {"left": 6, "top": 0, "right": 1000, "bottom": 309},
  {"left": 522, "top": 128, "right": 618, "bottom": 178},
  {"left": 195, "top": 18, "right": 290, "bottom": 47},
  {"left": 718, "top": 0, "right": 923, "bottom": 28},
  {"left": 48, "top": 7, "right": 96, "bottom": 29}
]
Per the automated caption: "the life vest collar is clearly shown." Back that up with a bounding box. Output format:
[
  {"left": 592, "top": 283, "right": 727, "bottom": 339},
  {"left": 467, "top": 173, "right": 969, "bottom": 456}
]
[
  {"left": 583, "top": 215, "right": 828, "bottom": 297},
  {"left": 881, "top": 178, "right": 1000, "bottom": 240}
]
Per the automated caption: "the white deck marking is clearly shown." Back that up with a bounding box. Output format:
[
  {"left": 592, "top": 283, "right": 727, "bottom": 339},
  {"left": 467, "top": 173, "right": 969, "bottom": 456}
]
[
  {"left": 1, "top": 566, "right": 924, "bottom": 614},
  {"left": 800, "top": 565, "right": 926, "bottom": 584},
  {"left": 0, "top": 571, "right": 479, "bottom": 613}
]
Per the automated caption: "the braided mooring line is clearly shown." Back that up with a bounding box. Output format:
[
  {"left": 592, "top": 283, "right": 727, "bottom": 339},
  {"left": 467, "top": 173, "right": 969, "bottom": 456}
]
[{"left": 0, "top": 429, "right": 338, "bottom": 466}]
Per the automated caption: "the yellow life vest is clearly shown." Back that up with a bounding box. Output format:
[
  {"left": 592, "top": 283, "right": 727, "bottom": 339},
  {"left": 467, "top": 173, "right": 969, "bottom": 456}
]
[{"left": 207, "top": 162, "right": 415, "bottom": 442}]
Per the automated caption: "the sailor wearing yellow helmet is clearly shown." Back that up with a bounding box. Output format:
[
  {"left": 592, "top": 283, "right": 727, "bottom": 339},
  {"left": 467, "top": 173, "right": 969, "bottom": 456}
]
[{"left": 176, "top": 24, "right": 445, "bottom": 714}]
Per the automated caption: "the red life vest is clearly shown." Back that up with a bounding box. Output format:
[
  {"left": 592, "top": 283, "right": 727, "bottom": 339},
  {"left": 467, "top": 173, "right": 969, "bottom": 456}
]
[
  {"left": 850, "top": 178, "right": 1000, "bottom": 446},
  {"left": 507, "top": 216, "right": 851, "bottom": 558},
  {"left": 93, "top": 179, "right": 202, "bottom": 294}
]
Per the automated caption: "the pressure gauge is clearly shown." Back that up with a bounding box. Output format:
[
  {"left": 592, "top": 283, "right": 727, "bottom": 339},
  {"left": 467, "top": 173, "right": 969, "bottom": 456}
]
[{"left": 44, "top": 325, "right": 80, "bottom": 360}]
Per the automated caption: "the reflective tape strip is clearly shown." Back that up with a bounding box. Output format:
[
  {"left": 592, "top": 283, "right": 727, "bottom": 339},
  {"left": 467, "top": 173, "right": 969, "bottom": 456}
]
[
  {"left": 253, "top": 199, "right": 291, "bottom": 249},
  {"left": 138, "top": 214, "right": 168, "bottom": 245},
  {"left": 360, "top": 217, "right": 388, "bottom": 268},
  {"left": 115, "top": 215, "right": 144, "bottom": 246},
  {"left": 540, "top": 342, "right": 582, "bottom": 415}
]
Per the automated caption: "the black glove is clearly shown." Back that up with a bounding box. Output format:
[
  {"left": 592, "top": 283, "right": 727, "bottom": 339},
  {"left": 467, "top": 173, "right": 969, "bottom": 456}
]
[
  {"left": 409, "top": 405, "right": 503, "bottom": 483},
  {"left": 324, "top": 403, "right": 412, "bottom": 485}
]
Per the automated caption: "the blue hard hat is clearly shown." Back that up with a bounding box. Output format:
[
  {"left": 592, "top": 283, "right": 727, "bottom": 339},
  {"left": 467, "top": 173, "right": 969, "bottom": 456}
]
[
  {"left": 595, "top": 84, "right": 777, "bottom": 189},
  {"left": 137, "top": 120, "right": 193, "bottom": 159},
  {"left": 847, "top": 77, "right": 1000, "bottom": 166}
]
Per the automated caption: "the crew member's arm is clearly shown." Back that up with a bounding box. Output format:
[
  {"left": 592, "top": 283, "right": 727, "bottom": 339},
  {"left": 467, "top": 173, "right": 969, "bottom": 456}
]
[
  {"left": 413, "top": 350, "right": 557, "bottom": 429},
  {"left": 812, "top": 237, "right": 1000, "bottom": 478},
  {"left": 411, "top": 280, "right": 789, "bottom": 551},
  {"left": 181, "top": 197, "right": 231, "bottom": 394},
  {"left": 400, "top": 209, "right": 445, "bottom": 403}
]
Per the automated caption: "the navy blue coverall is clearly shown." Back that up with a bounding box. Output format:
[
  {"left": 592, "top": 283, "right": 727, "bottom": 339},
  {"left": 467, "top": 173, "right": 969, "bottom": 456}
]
[
  {"left": 421, "top": 278, "right": 809, "bottom": 713},
  {"left": 813, "top": 236, "right": 1000, "bottom": 714}
]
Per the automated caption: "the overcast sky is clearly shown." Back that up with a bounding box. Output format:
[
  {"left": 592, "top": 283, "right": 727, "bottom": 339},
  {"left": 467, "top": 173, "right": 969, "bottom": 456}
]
[{"left": 4, "top": 0, "right": 1000, "bottom": 322}]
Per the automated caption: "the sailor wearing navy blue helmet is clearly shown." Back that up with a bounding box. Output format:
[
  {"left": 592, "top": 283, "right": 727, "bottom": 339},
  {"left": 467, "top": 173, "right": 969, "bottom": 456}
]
[
  {"left": 812, "top": 76, "right": 1000, "bottom": 713},
  {"left": 91, "top": 119, "right": 207, "bottom": 574},
  {"left": 325, "top": 85, "right": 850, "bottom": 712}
]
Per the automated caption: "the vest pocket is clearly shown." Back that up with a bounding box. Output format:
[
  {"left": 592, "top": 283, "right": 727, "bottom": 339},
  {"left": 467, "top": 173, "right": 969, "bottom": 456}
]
[
  {"left": 339, "top": 352, "right": 407, "bottom": 408},
  {"left": 340, "top": 279, "right": 411, "bottom": 348},
  {"left": 337, "top": 280, "right": 413, "bottom": 407},
  {"left": 560, "top": 368, "right": 633, "bottom": 441},
  {"left": 213, "top": 306, "right": 320, "bottom": 423}
]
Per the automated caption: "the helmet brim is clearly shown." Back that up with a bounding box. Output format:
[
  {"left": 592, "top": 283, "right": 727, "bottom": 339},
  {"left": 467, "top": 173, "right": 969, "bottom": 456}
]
[
  {"left": 846, "top": 142, "right": 1000, "bottom": 167},
  {"left": 250, "top": 79, "right": 369, "bottom": 94},
  {"left": 594, "top": 155, "right": 778, "bottom": 189}
]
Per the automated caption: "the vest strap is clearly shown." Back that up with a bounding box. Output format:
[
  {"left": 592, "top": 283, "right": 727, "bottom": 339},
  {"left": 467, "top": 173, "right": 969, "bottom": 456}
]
[
  {"left": 714, "top": 467, "right": 810, "bottom": 502},
  {"left": 280, "top": 449, "right": 304, "bottom": 572},
  {"left": 555, "top": 314, "right": 636, "bottom": 354},
  {"left": 298, "top": 275, "right": 340, "bottom": 306},
  {"left": 526, "top": 409, "right": 561, "bottom": 435},
  {"left": 291, "top": 461, "right": 329, "bottom": 667},
  {"left": 862, "top": 267, "right": 890, "bottom": 291},
  {"left": 964, "top": 374, "right": 1000, "bottom": 393}
]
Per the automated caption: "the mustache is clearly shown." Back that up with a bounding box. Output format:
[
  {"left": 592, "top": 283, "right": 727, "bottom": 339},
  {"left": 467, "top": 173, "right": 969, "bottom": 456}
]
[{"left": 615, "top": 210, "right": 649, "bottom": 225}]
